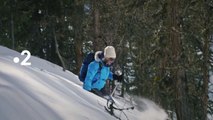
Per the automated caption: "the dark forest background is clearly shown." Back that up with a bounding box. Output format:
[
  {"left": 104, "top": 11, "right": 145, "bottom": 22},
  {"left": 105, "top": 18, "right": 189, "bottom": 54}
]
[{"left": 0, "top": 0, "right": 213, "bottom": 119}]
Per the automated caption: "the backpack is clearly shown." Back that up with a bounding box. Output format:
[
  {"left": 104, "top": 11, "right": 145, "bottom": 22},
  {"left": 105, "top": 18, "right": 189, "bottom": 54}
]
[{"left": 79, "top": 52, "right": 102, "bottom": 82}]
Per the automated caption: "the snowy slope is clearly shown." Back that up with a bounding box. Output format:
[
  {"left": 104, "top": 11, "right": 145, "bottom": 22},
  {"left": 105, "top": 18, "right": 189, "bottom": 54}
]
[{"left": 0, "top": 45, "right": 168, "bottom": 120}]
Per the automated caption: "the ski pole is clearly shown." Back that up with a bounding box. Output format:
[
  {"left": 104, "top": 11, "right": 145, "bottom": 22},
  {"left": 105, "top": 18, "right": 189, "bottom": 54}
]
[{"left": 111, "top": 83, "right": 119, "bottom": 96}]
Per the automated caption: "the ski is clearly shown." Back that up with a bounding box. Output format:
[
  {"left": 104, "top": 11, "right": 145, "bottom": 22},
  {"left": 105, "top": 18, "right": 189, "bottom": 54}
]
[
  {"left": 97, "top": 101, "right": 133, "bottom": 120},
  {"left": 104, "top": 106, "right": 121, "bottom": 120},
  {"left": 94, "top": 85, "right": 134, "bottom": 120},
  {"left": 97, "top": 98, "right": 122, "bottom": 120}
]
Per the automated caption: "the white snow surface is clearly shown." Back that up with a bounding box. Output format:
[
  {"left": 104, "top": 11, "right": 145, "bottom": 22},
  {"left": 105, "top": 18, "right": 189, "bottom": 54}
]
[{"left": 0, "top": 45, "right": 168, "bottom": 120}]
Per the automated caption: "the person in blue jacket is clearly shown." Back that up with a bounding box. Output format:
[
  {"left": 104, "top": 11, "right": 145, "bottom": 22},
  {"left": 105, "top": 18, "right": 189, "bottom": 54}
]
[{"left": 83, "top": 46, "right": 123, "bottom": 96}]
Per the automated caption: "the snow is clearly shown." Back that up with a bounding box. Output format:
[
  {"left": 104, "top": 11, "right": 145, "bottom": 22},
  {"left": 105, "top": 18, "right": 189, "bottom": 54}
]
[{"left": 0, "top": 45, "right": 168, "bottom": 120}]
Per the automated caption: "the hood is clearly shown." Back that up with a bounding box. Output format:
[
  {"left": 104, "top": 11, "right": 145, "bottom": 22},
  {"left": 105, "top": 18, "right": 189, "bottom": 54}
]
[{"left": 94, "top": 51, "right": 104, "bottom": 62}]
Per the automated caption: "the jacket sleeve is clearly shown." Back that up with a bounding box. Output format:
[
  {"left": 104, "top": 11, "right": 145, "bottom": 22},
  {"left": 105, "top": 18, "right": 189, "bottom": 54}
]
[
  {"left": 108, "top": 71, "right": 114, "bottom": 81},
  {"left": 83, "top": 62, "right": 99, "bottom": 91}
]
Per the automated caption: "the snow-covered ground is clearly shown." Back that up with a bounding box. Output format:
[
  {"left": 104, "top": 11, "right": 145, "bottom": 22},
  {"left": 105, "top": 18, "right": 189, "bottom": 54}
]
[{"left": 0, "top": 45, "right": 168, "bottom": 120}]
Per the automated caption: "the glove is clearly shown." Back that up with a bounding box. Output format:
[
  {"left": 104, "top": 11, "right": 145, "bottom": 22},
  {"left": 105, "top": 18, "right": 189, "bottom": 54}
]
[{"left": 113, "top": 73, "right": 123, "bottom": 82}]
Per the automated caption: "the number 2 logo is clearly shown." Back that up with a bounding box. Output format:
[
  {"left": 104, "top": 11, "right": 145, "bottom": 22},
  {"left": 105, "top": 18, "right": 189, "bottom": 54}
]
[
  {"left": 13, "top": 50, "right": 31, "bottom": 66},
  {"left": 21, "top": 50, "right": 31, "bottom": 66}
]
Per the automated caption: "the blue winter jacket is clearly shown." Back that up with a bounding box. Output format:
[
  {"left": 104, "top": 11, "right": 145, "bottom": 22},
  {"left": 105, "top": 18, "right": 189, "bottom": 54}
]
[{"left": 83, "top": 51, "right": 113, "bottom": 91}]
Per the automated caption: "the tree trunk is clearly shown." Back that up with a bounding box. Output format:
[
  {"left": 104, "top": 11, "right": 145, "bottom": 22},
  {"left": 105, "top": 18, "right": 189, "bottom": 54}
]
[
  {"left": 168, "top": 0, "right": 189, "bottom": 119},
  {"left": 73, "top": 3, "right": 83, "bottom": 74},
  {"left": 202, "top": 26, "right": 209, "bottom": 120},
  {"left": 201, "top": 1, "right": 210, "bottom": 119},
  {"left": 93, "top": 0, "right": 101, "bottom": 51},
  {"left": 75, "top": 40, "right": 83, "bottom": 74},
  {"left": 10, "top": 2, "right": 15, "bottom": 49},
  {"left": 53, "top": 27, "right": 66, "bottom": 71}
]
